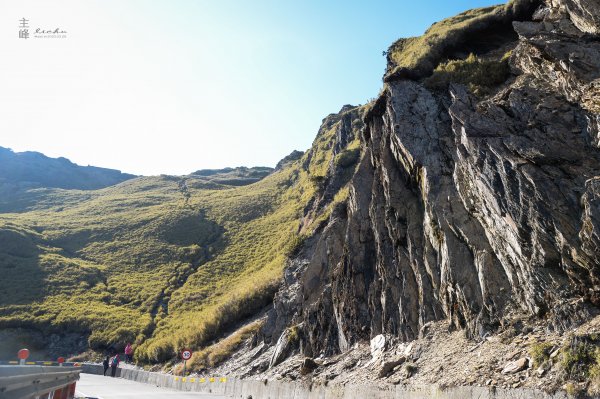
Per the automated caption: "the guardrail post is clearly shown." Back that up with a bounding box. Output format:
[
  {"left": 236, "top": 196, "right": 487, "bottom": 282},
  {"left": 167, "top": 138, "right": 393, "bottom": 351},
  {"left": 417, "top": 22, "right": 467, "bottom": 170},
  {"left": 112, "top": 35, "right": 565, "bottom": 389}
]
[{"left": 68, "top": 382, "right": 76, "bottom": 398}]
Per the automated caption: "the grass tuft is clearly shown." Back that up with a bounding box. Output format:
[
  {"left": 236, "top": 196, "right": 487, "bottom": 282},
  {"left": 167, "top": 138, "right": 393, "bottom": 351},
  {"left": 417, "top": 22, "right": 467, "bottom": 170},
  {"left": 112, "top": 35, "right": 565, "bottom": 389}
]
[
  {"left": 423, "top": 53, "right": 510, "bottom": 96},
  {"left": 529, "top": 341, "right": 554, "bottom": 368}
]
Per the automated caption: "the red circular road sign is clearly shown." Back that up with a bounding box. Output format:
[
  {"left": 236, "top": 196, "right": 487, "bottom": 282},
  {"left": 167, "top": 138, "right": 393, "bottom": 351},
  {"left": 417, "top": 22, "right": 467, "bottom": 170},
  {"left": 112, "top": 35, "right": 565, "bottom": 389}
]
[
  {"left": 17, "top": 349, "right": 30, "bottom": 360},
  {"left": 181, "top": 349, "right": 192, "bottom": 360},
  {"left": 57, "top": 357, "right": 65, "bottom": 364}
]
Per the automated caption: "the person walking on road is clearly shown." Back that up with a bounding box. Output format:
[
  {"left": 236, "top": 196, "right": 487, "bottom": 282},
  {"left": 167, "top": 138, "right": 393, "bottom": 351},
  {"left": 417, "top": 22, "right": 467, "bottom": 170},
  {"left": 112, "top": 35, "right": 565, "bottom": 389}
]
[
  {"left": 110, "top": 354, "right": 120, "bottom": 377},
  {"left": 124, "top": 343, "right": 133, "bottom": 363},
  {"left": 102, "top": 355, "right": 110, "bottom": 376}
]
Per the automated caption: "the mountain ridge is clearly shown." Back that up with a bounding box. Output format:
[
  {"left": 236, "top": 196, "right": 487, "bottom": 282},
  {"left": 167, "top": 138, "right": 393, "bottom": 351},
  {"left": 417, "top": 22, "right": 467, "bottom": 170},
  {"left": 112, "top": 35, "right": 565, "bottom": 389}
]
[{"left": 0, "top": 146, "right": 137, "bottom": 190}]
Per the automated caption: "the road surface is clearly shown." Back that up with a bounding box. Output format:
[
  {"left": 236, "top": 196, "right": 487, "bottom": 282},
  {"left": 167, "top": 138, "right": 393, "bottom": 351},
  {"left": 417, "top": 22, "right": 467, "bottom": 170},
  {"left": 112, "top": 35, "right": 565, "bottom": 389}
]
[{"left": 76, "top": 373, "right": 227, "bottom": 399}]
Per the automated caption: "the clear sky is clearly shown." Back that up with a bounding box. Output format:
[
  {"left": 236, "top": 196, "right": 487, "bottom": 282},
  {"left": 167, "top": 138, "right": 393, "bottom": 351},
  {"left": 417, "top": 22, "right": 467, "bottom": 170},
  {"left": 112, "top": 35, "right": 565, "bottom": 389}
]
[{"left": 0, "top": 0, "right": 503, "bottom": 176}]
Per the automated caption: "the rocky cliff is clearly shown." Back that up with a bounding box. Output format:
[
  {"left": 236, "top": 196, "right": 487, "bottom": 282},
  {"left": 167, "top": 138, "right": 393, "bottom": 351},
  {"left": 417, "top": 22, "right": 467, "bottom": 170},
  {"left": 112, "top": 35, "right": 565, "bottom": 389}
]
[{"left": 264, "top": 0, "right": 600, "bottom": 364}]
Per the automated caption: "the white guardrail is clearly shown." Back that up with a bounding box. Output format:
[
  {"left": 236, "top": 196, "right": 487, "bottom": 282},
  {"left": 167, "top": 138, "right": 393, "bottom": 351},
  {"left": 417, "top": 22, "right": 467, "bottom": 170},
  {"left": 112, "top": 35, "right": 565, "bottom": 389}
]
[{"left": 0, "top": 365, "right": 81, "bottom": 399}]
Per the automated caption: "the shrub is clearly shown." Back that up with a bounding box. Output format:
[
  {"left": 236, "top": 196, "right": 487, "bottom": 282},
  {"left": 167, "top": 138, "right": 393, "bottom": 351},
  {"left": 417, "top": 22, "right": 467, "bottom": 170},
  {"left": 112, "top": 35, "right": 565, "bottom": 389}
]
[
  {"left": 423, "top": 53, "right": 510, "bottom": 96},
  {"left": 559, "top": 335, "right": 600, "bottom": 382},
  {"left": 405, "top": 362, "right": 418, "bottom": 377},
  {"left": 589, "top": 358, "right": 600, "bottom": 396},
  {"left": 561, "top": 342, "right": 592, "bottom": 379},
  {"left": 334, "top": 149, "right": 360, "bottom": 168},
  {"left": 565, "top": 382, "right": 580, "bottom": 398},
  {"left": 529, "top": 342, "right": 554, "bottom": 368},
  {"left": 288, "top": 325, "right": 301, "bottom": 344}
]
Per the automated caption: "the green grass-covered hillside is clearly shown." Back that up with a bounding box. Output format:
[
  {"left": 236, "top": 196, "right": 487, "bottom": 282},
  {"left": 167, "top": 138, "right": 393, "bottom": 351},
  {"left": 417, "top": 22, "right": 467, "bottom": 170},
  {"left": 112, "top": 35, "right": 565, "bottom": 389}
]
[{"left": 0, "top": 105, "right": 364, "bottom": 366}]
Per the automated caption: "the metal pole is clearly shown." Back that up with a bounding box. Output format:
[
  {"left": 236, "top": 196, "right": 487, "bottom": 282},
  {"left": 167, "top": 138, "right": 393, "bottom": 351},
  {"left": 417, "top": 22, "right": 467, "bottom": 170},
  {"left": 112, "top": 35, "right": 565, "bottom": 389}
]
[{"left": 183, "top": 360, "right": 186, "bottom": 377}]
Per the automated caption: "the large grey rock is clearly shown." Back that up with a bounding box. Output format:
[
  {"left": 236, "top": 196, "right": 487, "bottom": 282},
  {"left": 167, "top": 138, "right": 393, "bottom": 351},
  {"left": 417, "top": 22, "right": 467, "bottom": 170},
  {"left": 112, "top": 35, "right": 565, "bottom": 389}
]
[
  {"left": 269, "top": 327, "right": 298, "bottom": 369},
  {"left": 370, "top": 334, "right": 387, "bottom": 358},
  {"left": 502, "top": 357, "right": 530, "bottom": 374},
  {"left": 377, "top": 355, "right": 407, "bottom": 378},
  {"left": 562, "top": 0, "right": 600, "bottom": 35}
]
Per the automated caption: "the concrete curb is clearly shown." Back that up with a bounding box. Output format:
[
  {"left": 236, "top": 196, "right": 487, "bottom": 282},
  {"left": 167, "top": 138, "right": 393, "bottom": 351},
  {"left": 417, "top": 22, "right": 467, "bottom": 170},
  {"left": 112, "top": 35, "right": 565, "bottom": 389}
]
[{"left": 82, "top": 364, "right": 568, "bottom": 399}]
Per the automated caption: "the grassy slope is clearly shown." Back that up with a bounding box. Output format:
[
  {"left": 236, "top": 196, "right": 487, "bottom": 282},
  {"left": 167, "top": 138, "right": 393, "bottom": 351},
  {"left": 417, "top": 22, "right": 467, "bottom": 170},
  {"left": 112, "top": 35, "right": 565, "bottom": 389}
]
[
  {"left": 386, "top": 5, "right": 501, "bottom": 77},
  {"left": 0, "top": 107, "right": 362, "bottom": 365},
  {"left": 384, "top": 0, "right": 535, "bottom": 81}
]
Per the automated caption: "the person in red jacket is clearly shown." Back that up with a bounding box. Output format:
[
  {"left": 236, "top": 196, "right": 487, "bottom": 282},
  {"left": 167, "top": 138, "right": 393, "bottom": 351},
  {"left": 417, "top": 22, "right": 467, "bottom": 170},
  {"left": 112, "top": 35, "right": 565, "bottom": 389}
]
[{"left": 124, "top": 343, "right": 133, "bottom": 363}]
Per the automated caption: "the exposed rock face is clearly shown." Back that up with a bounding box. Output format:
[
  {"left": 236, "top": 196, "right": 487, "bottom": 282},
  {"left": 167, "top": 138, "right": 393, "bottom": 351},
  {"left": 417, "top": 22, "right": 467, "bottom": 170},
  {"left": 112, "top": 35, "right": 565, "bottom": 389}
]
[
  {"left": 560, "top": 0, "right": 600, "bottom": 35},
  {"left": 265, "top": 0, "right": 600, "bottom": 360},
  {"left": 275, "top": 150, "right": 304, "bottom": 170}
]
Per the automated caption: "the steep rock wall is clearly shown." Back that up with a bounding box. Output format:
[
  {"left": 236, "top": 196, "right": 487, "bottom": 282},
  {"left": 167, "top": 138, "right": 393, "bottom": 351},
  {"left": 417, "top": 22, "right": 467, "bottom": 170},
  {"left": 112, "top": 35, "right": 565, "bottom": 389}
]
[{"left": 265, "top": 0, "right": 600, "bottom": 358}]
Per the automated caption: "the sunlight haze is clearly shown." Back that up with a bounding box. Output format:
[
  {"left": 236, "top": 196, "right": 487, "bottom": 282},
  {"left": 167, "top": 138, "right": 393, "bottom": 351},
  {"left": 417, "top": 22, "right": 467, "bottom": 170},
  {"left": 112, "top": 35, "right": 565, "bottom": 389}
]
[{"left": 0, "top": 0, "right": 502, "bottom": 175}]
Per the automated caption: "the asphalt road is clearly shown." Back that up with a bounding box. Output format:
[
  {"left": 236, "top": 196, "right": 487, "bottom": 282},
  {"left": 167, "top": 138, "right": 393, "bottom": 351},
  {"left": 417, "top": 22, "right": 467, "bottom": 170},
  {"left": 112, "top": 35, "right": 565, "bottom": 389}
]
[{"left": 76, "top": 373, "right": 227, "bottom": 399}]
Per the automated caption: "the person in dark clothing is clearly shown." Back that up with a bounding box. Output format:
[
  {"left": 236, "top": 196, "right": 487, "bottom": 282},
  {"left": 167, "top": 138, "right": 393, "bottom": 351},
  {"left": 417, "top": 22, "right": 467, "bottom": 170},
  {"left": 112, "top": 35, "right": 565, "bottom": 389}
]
[
  {"left": 102, "top": 356, "right": 110, "bottom": 376},
  {"left": 110, "top": 354, "right": 120, "bottom": 377}
]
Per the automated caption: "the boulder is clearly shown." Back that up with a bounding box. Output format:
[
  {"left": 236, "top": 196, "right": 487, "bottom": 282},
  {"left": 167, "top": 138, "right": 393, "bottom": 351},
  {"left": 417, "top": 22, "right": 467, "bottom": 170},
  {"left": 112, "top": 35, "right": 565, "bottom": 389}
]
[
  {"left": 502, "top": 357, "right": 529, "bottom": 374},
  {"left": 370, "top": 334, "right": 387, "bottom": 358},
  {"left": 377, "top": 355, "right": 407, "bottom": 378},
  {"left": 269, "top": 327, "right": 299, "bottom": 368},
  {"left": 562, "top": 0, "right": 600, "bottom": 35},
  {"left": 505, "top": 349, "right": 522, "bottom": 360}
]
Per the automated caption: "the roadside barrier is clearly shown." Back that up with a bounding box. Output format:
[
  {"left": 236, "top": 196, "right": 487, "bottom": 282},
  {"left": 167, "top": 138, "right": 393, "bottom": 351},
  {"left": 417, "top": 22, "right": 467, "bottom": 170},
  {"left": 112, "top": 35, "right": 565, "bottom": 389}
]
[
  {"left": 81, "top": 363, "right": 570, "bottom": 399},
  {"left": 0, "top": 365, "right": 81, "bottom": 399},
  {"left": 0, "top": 361, "right": 79, "bottom": 367}
]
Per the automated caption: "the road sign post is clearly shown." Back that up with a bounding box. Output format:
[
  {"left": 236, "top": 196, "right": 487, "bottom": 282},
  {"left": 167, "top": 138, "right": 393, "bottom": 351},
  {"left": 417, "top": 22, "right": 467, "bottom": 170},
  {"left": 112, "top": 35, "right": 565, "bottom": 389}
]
[
  {"left": 181, "top": 349, "right": 192, "bottom": 377},
  {"left": 17, "top": 348, "right": 30, "bottom": 365}
]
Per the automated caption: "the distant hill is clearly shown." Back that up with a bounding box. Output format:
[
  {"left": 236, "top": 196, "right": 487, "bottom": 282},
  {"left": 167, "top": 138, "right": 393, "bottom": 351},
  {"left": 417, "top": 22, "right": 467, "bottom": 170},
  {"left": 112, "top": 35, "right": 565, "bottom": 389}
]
[
  {"left": 0, "top": 146, "right": 136, "bottom": 190},
  {"left": 189, "top": 166, "right": 273, "bottom": 186},
  {"left": 0, "top": 147, "right": 277, "bottom": 213}
]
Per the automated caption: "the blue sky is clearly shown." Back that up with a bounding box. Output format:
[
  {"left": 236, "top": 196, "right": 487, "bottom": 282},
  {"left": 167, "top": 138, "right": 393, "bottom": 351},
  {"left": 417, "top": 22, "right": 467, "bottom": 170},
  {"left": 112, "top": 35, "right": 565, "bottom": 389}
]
[{"left": 0, "top": 0, "right": 503, "bottom": 175}]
